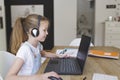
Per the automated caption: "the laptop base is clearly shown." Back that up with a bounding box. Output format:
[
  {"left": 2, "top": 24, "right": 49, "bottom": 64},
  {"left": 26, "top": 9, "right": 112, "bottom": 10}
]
[{"left": 44, "top": 58, "right": 82, "bottom": 75}]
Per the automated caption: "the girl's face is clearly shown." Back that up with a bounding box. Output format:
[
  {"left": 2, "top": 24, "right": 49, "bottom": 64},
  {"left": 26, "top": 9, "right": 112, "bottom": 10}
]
[{"left": 37, "top": 20, "right": 49, "bottom": 42}]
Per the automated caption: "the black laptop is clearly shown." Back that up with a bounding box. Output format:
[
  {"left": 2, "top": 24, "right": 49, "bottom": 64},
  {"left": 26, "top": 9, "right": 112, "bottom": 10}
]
[{"left": 44, "top": 35, "right": 91, "bottom": 75}]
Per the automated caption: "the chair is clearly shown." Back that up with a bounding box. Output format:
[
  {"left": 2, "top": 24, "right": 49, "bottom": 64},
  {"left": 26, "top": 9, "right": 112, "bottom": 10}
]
[
  {"left": 0, "top": 73, "right": 3, "bottom": 80},
  {"left": 69, "top": 38, "right": 94, "bottom": 47},
  {"left": 0, "top": 51, "right": 16, "bottom": 79}
]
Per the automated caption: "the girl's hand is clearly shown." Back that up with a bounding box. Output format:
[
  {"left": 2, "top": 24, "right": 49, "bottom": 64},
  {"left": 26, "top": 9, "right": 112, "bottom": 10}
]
[
  {"left": 57, "top": 53, "right": 70, "bottom": 58},
  {"left": 40, "top": 71, "right": 60, "bottom": 80}
]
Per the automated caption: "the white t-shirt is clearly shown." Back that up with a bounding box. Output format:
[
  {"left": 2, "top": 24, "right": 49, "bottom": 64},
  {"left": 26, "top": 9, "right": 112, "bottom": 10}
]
[{"left": 16, "top": 41, "right": 43, "bottom": 75}]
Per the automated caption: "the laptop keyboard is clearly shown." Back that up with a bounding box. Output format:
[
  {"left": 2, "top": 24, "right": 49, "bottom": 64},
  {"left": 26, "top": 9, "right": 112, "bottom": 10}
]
[
  {"left": 59, "top": 58, "right": 79, "bottom": 73},
  {"left": 47, "top": 58, "right": 81, "bottom": 75}
]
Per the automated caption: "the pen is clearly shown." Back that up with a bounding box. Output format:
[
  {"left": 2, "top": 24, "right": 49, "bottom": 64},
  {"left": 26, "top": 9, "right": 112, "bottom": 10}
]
[
  {"left": 83, "top": 76, "right": 86, "bottom": 80},
  {"left": 59, "top": 48, "right": 67, "bottom": 54}
]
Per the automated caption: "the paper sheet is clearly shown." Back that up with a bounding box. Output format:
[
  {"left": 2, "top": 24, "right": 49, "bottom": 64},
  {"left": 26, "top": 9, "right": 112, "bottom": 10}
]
[
  {"left": 92, "top": 73, "right": 118, "bottom": 80},
  {"left": 41, "top": 57, "right": 46, "bottom": 64},
  {"left": 56, "top": 48, "right": 78, "bottom": 57}
]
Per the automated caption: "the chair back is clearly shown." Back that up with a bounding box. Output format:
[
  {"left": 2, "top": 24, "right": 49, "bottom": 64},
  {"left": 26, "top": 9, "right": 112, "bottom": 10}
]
[
  {"left": 0, "top": 51, "right": 15, "bottom": 79},
  {"left": 0, "top": 73, "right": 3, "bottom": 80},
  {"left": 69, "top": 38, "right": 94, "bottom": 47}
]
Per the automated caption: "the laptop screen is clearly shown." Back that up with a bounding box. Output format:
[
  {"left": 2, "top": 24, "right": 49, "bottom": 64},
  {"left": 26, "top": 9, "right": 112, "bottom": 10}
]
[{"left": 77, "top": 35, "right": 91, "bottom": 72}]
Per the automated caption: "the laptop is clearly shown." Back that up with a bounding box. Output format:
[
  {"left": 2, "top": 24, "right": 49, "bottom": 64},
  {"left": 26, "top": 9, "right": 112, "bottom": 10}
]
[{"left": 44, "top": 35, "right": 91, "bottom": 75}]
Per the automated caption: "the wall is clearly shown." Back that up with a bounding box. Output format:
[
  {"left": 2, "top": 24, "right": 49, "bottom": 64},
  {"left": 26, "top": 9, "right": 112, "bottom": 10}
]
[
  {"left": 0, "top": 0, "right": 6, "bottom": 50},
  {"left": 54, "top": 0, "right": 77, "bottom": 46},
  {"left": 94, "top": 0, "right": 119, "bottom": 46}
]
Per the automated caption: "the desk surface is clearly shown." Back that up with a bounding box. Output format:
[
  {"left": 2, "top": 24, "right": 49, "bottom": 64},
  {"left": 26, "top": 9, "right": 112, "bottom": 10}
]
[{"left": 38, "top": 46, "right": 120, "bottom": 80}]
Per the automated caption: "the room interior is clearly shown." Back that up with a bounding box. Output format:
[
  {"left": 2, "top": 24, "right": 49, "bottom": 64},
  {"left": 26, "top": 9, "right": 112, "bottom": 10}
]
[
  {"left": 0, "top": 0, "right": 120, "bottom": 80},
  {"left": 0, "top": 0, "right": 120, "bottom": 50}
]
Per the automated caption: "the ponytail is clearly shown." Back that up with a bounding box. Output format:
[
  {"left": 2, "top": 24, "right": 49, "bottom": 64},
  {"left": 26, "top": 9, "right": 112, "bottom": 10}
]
[{"left": 10, "top": 18, "right": 28, "bottom": 55}]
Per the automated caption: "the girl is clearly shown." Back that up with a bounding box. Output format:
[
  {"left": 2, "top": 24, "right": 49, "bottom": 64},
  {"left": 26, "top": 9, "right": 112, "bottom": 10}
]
[{"left": 5, "top": 14, "right": 66, "bottom": 80}]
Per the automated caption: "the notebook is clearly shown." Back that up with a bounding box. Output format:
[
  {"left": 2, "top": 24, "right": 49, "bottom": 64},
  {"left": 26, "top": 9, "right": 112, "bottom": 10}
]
[
  {"left": 89, "top": 50, "right": 119, "bottom": 59},
  {"left": 44, "top": 35, "right": 91, "bottom": 75}
]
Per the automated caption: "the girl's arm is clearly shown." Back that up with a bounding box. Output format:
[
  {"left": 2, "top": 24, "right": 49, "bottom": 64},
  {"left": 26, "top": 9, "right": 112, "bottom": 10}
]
[
  {"left": 41, "top": 50, "right": 69, "bottom": 58},
  {"left": 5, "top": 58, "right": 59, "bottom": 80}
]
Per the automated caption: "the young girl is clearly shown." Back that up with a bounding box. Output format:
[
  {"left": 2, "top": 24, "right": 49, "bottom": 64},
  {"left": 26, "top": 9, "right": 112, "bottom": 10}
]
[{"left": 5, "top": 14, "right": 67, "bottom": 80}]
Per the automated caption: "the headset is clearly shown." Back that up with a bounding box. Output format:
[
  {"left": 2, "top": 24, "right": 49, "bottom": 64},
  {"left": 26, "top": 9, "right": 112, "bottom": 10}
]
[{"left": 31, "top": 15, "right": 42, "bottom": 37}]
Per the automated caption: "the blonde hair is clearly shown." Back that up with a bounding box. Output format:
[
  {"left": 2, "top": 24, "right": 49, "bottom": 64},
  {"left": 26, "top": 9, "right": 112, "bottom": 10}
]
[{"left": 10, "top": 14, "right": 49, "bottom": 54}]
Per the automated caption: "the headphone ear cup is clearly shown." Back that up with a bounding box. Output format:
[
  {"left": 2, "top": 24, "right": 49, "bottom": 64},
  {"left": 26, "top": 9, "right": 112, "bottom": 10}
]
[{"left": 31, "top": 28, "right": 39, "bottom": 37}]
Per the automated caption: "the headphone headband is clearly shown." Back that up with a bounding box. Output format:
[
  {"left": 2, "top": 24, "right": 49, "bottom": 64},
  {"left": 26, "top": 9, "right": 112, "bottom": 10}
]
[
  {"left": 37, "top": 15, "right": 42, "bottom": 28},
  {"left": 31, "top": 15, "right": 42, "bottom": 37}
]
